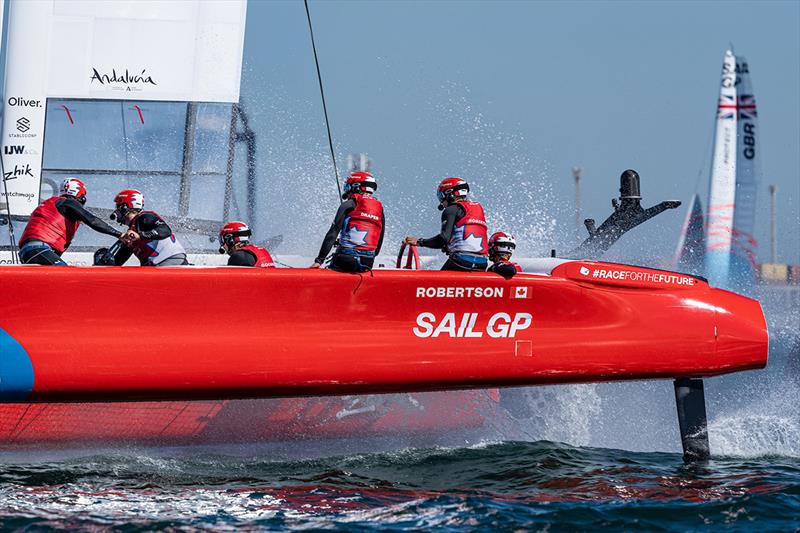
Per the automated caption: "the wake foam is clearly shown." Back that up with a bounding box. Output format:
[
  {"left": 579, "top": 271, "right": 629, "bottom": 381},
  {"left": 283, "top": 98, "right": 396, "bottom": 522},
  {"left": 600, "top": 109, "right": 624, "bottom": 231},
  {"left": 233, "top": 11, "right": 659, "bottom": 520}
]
[{"left": 710, "top": 414, "right": 800, "bottom": 458}]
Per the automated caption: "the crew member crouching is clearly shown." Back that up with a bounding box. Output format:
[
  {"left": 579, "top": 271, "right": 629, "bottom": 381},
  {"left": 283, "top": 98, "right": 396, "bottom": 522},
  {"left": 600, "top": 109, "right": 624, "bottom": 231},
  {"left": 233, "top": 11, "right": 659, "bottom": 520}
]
[
  {"left": 219, "top": 221, "right": 275, "bottom": 267},
  {"left": 487, "top": 232, "right": 522, "bottom": 279},
  {"left": 311, "top": 171, "right": 385, "bottom": 272},
  {"left": 102, "top": 189, "right": 189, "bottom": 266},
  {"left": 19, "top": 178, "right": 124, "bottom": 265},
  {"left": 404, "top": 177, "right": 488, "bottom": 271}
]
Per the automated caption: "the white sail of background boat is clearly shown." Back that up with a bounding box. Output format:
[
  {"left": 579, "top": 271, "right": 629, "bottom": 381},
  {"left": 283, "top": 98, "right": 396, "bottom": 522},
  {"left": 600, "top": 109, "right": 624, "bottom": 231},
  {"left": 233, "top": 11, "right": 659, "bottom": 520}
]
[{"left": 703, "top": 49, "right": 761, "bottom": 289}]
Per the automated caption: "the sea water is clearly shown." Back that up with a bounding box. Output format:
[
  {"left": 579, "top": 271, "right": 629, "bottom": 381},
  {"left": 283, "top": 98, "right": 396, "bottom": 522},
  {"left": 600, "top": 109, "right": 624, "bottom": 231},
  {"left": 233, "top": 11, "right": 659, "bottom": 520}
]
[{"left": 1, "top": 302, "right": 797, "bottom": 531}]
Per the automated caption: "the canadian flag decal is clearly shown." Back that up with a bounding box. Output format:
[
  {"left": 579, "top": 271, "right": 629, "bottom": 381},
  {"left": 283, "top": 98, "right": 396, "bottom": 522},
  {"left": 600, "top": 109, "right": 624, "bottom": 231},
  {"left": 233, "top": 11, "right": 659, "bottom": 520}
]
[{"left": 512, "top": 286, "right": 532, "bottom": 299}]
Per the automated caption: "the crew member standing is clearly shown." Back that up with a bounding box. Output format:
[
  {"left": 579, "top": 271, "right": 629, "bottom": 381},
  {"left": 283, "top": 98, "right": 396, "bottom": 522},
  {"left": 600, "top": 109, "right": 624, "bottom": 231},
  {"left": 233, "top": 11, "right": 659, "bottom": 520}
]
[
  {"left": 103, "top": 189, "right": 189, "bottom": 266},
  {"left": 487, "top": 232, "right": 522, "bottom": 279},
  {"left": 310, "top": 171, "right": 385, "bottom": 272},
  {"left": 404, "top": 177, "right": 488, "bottom": 271},
  {"left": 19, "top": 178, "right": 125, "bottom": 265},
  {"left": 219, "top": 221, "right": 276, "bottom": 267}
]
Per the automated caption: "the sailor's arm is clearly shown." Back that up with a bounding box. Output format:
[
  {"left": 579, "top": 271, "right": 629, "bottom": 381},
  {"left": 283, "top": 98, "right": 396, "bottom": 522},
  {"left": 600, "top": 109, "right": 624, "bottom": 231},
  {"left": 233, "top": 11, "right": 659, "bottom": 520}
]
[
  {"left": 406, "top": 204, "right": 460, "bottom": 249},
  {"left": 311, "top": 199, "right": 355, "bottom": 267},
  {"left": 135, "top": 213, "right": 172, "bottom": 240},
  {"left": 489, "top": 261, "right": 518, "bottom": 279},
  {"left": 56, "top": 198, "right": 122, "bottom": 239}
]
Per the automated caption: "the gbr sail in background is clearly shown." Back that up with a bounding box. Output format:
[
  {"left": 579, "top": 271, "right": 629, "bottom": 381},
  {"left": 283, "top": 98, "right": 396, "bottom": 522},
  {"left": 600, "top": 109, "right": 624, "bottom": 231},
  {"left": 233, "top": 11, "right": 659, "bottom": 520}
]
[{"left": 704, "top": 49, "right": 760, "bottom": 289}]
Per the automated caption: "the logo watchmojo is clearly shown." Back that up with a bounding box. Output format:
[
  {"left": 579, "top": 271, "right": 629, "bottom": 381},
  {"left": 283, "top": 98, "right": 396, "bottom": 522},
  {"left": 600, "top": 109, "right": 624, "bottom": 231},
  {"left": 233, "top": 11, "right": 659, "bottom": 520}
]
[{"left": 90, "top": 68, "right": 157, "bottom": 91}]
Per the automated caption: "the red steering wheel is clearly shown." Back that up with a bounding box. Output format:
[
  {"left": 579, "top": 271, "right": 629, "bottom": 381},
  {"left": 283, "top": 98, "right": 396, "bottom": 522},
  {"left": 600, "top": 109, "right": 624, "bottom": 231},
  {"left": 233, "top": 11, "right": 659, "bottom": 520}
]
[{"left": 396, "top": 242, "right": 421, "bottom": 270}]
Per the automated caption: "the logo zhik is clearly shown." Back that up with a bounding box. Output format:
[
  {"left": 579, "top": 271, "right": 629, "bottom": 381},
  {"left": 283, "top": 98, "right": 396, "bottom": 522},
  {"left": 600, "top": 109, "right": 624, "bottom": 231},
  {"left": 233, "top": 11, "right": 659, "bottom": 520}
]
[
  {"left": 3, "top": 163, "right": 34, "bottom": 181},
  {"left": 16, "top": 117, "right": 30, "bottom": 133}
]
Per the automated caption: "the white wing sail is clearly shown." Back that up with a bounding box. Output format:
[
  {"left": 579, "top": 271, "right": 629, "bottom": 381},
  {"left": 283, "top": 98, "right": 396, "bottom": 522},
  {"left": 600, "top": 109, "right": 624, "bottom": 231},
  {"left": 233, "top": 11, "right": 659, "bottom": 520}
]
[{"left": 1, "top": 0, "right": 247, "bottom": 216}]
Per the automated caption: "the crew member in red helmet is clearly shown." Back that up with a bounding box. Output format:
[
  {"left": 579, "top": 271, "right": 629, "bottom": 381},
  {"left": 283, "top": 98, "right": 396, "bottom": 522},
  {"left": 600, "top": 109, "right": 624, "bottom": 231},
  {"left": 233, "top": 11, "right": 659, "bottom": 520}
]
[
  {"left": 310, "top": 171, "right": 385, "bottom": 272},
  {"left": 404, "top": 177, "right": 488, "bottom": 271},
  {"left": 99, "top": 189, "right": 188, "bottom": 266},
  {"left": 487, "top": 232, "right": 522, "bottom": 279},
  {"left": 219, "top": 221, "right": 276, "bottom": 267},
  {"left": 19, "top": 178, "right": 126, "bottom": 265}
]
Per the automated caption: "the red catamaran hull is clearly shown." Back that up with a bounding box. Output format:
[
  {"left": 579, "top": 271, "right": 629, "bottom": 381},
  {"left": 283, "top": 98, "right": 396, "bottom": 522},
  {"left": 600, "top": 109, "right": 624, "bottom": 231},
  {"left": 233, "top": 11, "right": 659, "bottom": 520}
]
[{"left": 0, "top": 260, "right": 767, "bottom": 448}]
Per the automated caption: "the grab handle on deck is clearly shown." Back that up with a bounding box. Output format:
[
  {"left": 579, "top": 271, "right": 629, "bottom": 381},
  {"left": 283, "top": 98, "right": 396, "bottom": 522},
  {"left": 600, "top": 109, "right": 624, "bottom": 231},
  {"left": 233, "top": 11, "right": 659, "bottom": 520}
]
[{"left": 396, "top": 243, "right": 421, "bottom": 270}]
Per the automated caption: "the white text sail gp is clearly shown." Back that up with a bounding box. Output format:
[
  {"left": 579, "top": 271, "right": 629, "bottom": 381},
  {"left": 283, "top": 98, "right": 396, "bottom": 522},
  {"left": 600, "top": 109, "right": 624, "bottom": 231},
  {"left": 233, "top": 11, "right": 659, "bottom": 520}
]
[{"left": 413, "top": 312, "right": 533, "bottom": 338}]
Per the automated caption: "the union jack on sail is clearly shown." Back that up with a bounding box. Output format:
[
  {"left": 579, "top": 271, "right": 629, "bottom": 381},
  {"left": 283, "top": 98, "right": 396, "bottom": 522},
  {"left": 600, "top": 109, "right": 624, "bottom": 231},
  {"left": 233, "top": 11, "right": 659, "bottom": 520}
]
[
  {"left": 717, "top": 94, "right": 737, "bottom": 120},
  {"left": 737, "top": 94, "right": 757, "bottom": 120}
]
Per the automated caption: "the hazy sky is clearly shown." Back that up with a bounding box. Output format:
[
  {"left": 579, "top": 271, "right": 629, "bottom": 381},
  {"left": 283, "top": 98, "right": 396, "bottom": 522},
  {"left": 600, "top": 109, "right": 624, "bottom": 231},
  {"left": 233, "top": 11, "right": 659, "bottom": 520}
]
[{"left": 240, "top": 0, "right": 799, "bottom": 263}]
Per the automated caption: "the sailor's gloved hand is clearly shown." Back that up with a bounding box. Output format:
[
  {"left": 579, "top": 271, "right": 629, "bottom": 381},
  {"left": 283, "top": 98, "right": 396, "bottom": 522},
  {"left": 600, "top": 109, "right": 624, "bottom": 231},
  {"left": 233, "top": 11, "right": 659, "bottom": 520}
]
[
  {"left": 403, "top": 236, "right": 419, "bottom": 246},
  {"left": 120, "top": 230, "right": 140, "bottom": 245}
]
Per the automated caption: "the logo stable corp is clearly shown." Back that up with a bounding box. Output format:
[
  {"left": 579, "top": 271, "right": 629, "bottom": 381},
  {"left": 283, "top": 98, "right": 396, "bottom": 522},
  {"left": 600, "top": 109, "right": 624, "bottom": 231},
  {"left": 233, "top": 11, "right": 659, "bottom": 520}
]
[{"left": 15, "top": 117, "right": 29, "bottom": 133}]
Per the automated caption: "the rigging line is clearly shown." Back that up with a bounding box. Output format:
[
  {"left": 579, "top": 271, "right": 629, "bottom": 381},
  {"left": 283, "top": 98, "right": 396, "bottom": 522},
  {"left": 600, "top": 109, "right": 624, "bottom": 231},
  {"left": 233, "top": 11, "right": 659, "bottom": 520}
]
[
  {"left": 0, "top": 154, "right": 20, "bottom": 263},
  {"left": 304, "top": 0, "right": 342, "bottom": 200}
]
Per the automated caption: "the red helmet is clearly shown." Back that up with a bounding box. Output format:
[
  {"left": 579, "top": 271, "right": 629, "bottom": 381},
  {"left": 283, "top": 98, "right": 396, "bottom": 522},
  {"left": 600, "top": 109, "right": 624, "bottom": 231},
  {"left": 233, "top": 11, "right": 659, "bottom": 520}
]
[
  {"left": 111, "top": 189, "right": 144, "bottom": 220},
  {"left": 61, "top": 178, "right": 87, "bottom": 204},
  {"left": 342, "top": 171, "right": 377, "bottom": 199},
  {"left": 218, "top": 221, "right": 252, "bottom": 253},
  {"left": 437, "top": 177, "right": 469, "bottom": 206},
  {"left": 489, "top": 232, "right": 516, "bottom": 258}
]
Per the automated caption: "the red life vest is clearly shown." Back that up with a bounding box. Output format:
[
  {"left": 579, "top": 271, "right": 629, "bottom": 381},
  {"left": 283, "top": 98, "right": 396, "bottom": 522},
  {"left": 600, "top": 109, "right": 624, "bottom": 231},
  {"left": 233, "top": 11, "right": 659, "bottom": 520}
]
[
  {"left": 240, "top": 244, "right": 275, "bottom": 268},
  {"left": 338, "top": 194, "right": 383, "bottom": 252},
  {"left": 448, "top": 201, "right": 488, "bottom": 255},
  {"left": 20, "top": 196, "right": 80, "bottom": 253},
  {"left": 128, "top": 211, "right": 186, "bottom": 265}
]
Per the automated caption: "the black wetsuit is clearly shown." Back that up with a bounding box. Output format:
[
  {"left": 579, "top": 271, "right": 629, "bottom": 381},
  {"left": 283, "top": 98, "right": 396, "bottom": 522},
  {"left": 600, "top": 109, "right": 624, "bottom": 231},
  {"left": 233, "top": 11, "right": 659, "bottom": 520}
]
[
  {"left": 315, "top": 198, "right": 386, "bottom": 272},
  {"left": 105, "top": 212, "right": 188, "bottom": 266},
  {"left": 417, "top": 204, "right": 487, "bottom": 271},
  {"left": 20, "top": 198, "right": 121, "bottom": 266}
]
